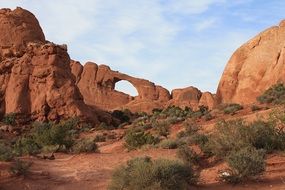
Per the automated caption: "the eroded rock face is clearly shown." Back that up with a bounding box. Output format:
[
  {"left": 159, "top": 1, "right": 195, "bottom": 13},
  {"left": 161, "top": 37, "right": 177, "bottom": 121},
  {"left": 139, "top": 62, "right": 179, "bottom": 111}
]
[
  {"left": 0, "top": 7, "right": 45, "bottom": 59},
  {"left": 70, "top": 61, "right": 171, "bottom": 111},
  {"left": 167, "top": 87, "right": 216, "bottom": 110},
  {"left": 217, "top": 20, "right": 285, "bottom": 104},
  {"left": 0, "top": 8, "right": 114, "bottom": 124},
  {"left": 0, "top": 7, "right": 216, "bottom": 120},
  {"left": 70, "top": 61, "right": 217, "bottom": 112}
]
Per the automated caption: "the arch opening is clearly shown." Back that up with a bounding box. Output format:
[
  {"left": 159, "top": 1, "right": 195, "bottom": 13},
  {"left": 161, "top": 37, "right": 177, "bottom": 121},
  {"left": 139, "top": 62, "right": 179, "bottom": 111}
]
[{"left": 115, "top": 80, "right": 138, "bottom": 97}]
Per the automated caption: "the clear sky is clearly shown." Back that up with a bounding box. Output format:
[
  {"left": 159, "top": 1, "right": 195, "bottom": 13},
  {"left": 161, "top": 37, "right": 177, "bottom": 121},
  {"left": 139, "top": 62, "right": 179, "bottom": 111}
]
[{"left": 1, "top": 0, "right": 285, "bottom": 95}]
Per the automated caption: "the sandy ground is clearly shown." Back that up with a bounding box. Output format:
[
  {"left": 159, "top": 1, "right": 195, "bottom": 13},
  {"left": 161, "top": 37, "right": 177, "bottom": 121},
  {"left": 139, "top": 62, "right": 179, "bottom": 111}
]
[{"left": 1, "top": 108, "right": 285, "bottom": 190}]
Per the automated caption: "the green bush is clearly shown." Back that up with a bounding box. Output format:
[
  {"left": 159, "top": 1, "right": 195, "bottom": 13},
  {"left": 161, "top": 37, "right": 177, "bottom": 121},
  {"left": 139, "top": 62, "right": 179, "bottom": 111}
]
[
  {"left": 249, "top": 120, "right": 285, "bottom": 152},
  {"left": 191, "top": 134, "right": 213, "bottom": 157},
  {"left": 209, "top": 120, "right": 250, "bottom": 157},
  {"left": 31, "top": 120, "right": 77, "bottom": 152},
  {"left": 209, "top": 118, "right": 285, "bottom": 158},
  {"left": 159, "top": 139, "right": 179, "bottom": 149},
  {"left": 94, "top": 134, "right": 106, "bottom": 142},
  {"left": 176, "top": 145, "right": 199, "bottom": 166},
  {"left": 10, "top": 159, "right": 32, "bottom": 176},
  {"left": 124, "top": 129, "right": 160, "bottom": 150},
  {"left": 14, "top": 136, "right": 40, "bottom": 156},
  {"left": 222, "top": 146, "right": 265, "bottom": 183},
  {"left": 0, "top": 142, "right": 14, "bottom": 161},
  {"left": 98, "top": 122, "right": 115, "bottom": 130},
  {"left": 223, "top": 104, "right": 243, "bottom": 115},
  {"left": 154, "top": 121, "right": 170, "bottom": 138},
  {"left": 183, "top": 120, "right": 200, "bottom": 136},
  {"left": 108, "top": 157, "right": 196, "bottom": 190},
  {"left": 257, "top": 83, "right": 285, "bottom": 104},
  {"left": 112, "top": 110, "right": 130, "bottom": 123},
  {"left": 2, "top": 113, "right": 16, "bottom": 125},
  {"left": 72, "top": 138, "right": 98, "bottom": 153},
  {"left": 33, "top": 122, "right": 74, "bottom": 150}
]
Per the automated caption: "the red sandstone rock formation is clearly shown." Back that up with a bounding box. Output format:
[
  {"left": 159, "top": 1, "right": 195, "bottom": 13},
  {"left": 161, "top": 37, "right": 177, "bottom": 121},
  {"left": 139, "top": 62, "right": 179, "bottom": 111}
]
[
  {"left": 0, "top": 7, "right": 113, "bottom": 124},
  {"left": 0, "top": 7, "right": 216, "bottom": 120},
  {"left": 217, "top": 20, "right": 285, "bottom": 104},
  {"left": 70, "top": 60, "right": 172, "bottom": 112},
  {"left": 167, "top": 87, "right": 216, "bottom": 110}
]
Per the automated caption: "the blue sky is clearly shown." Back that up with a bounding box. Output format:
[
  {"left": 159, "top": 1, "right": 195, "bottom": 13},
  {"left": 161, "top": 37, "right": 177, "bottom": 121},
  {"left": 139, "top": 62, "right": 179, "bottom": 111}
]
[{"left": 1, "top": 0, "right": 285, "bottom": 95}]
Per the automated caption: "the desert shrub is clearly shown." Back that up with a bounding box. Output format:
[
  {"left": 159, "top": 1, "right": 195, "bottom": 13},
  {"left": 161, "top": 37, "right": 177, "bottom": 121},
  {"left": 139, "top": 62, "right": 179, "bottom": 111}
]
[
  {"left": 94, "top": 134, "right": 106, "bottom": 142},
  {"left": 159, "top": 139, "right": 179, "bottom": 149},
  {"left": 112, "top": 110, "right": 130, "bottom": 123},
  {"left": 32, "top": 120, "right": 76, "bottom": 151},
  {"left": 2, "top": 113, "right": 16, "bottom": 125},
  {"left": 198, "top": 105, "right": 209, "bottom": 115},
  {"left": 191, "top": 134, "right": 213, "bottom": 157},
  {"left": 72, "top": 138, "right": 98, "bottom": 153},
  {"left": 124, "top": 129, "right": 160, "bottom": 150},
  {"left": 98, "top": 122, "right": 115, "bottom": 130},
  {"left": 209, "top": 120, "right": 250, "bottom": 157},
  {"left": 222, "top": 146, "right": 265, "bottom": 183},
  {"left": 251, "top": 105, "right": 261, "bottom": 112},
  {"left": 152, "top": 108, "right": 163, "bottom": 115},
  {"left": 176, "top": 145, "right": 199, "bottom": 166},
  {"left": 223, "top": 104, "right": 243, "bottom": 115},
  {"left": 108, "top": 156, "right": 195, "bottom": 190},
  {"left": 210, "top": 118, "right": 285, "bottom": 158},
  {"left": 14, "top": 136, "right": 40, "bottom": 156},
  {"left": 249, "top": 120, "right": 285, "bottom": 152},
  {"left": 10, "top": 159, "right": 32, "bottom": 176},
  {"left": 161, "top": 106, "right": 190, "bottom": 119},
  {"left": 0, "top": 142, "right": 14, "bottom": 161},
  {"left": 183, "top": 120, "right": 200, "bottom": 136},
  {"left": 154, "top": 121, "right": 170, "bottom": 138},
  {"left": 257, "top": 83, "right": 285, "bottom": 104}
]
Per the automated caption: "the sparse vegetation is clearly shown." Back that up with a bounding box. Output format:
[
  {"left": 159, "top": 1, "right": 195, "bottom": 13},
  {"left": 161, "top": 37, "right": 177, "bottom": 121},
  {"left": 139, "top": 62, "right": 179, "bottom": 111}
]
[
  {"left": 14, "top": 136, "right": 40, "bottom": 156},
  {"left": 0, "top": 141, "right": 14, "bottom": 161},
  {"left": 111, "top": 110, "right": 130, "bottom": 123},
  {"left": 94, "top": 134, "right": 106, "bottom": 142},
  {"left": 159, "top": 139, "right": 179, "bottom": 149},
  {"left": 222, "top": 146, "right": 265, "bottom": 183},
  {"left": 72, "top": 138, "right": 99, "bottom": 153},
  {"left": 98, "top": 122, "right": 115, "bottom": 130},
  {"left": 10, "top": 159, "right": 32, "bottom": 176},
  {"left": 223, "top": 104, "right": 243, "bottom": 115},
  {"left": 257, "top": 83, "right": 285, "bottom": 104},
  {"left": 108, "top": 156, "right": 196, "bottom": 190},
  {"left": 154, "top": 121, "right": 170, "bottom": 138},
  {"left": 176, "top": 145, "right": 199, "bottom": 166},
  {"left": 124, "top": 128, "right": 160, "bottom": 150},
  {"left": 2, "top": 113, "right": 16, "bottom": 125}
]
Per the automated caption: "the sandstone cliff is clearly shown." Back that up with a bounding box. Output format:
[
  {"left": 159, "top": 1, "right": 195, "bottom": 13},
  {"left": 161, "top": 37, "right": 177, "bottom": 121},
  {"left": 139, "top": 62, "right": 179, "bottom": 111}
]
[
  {"left": 0, "top": 7, "right": 114, "bottom": 124},
  {"left": 217, "top": 20, "right": 285, "bottom": 104}
]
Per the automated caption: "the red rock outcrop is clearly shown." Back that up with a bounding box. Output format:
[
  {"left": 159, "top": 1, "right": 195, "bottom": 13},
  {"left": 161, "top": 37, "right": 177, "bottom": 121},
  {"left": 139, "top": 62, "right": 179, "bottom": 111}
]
[
  {"left": 217, "top": 20, "right": 285, "bottom": 104},
  {"left": 167, "top": 87, "right": 216, "bottom": 110},
  {"left": 0, "top": 7, "right": 216, "bottom": 120},
  {"left": 0, "top": 7, "right": 114, "bottom": 124},
  {"left": 70, "top": 61, "right": 171, "bottom": 112}
]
